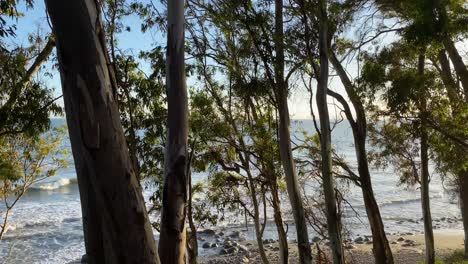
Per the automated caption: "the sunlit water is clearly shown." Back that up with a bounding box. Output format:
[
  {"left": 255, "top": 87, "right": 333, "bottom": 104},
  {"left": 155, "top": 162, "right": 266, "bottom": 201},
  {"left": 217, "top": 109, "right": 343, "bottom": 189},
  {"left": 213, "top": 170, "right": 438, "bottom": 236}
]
[{"left": 0, "top": 118, "right": 462, "bottom": 263}]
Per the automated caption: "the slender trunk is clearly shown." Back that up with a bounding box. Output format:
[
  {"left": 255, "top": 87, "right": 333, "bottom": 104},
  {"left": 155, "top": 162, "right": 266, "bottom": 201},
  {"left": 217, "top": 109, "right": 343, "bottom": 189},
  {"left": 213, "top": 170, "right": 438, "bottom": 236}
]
[
  {"left": 0, "top": 208, "right": 11, "bottom": 240},
  {"left": 187, "top": 169, "right": 198, "bottom": 264},
  {"left": 274, "top": 1, "right": 312, "bottom": 263},
  {"left": 459, "top": 170, "right": 468, "bottom": 259},
  {"left": 45, "top": 0, "right": 159, "bottom": 263},
  {"left": 437, "top": 49, "right": 460, "bottom": 103},
  {"left": 247, "top": 172, "right": 269, "bottom": 264},
  {"left": 159, "top": 0, "right": 189, "bottom": 263},
  {"left": 316, "top": 1, "right": 344, "bottom": 263},
  {"left": 330, "top": 52, "right": 394, "bottom": 264},
  {"left": 270, "top": 177, "right": 289, "bottom": 264},
  {"left": 419, "top": 53, "right": 435, "bottom": 264},
  {"left": 443, "top": 38, "right": 468, "bottom": 99}
]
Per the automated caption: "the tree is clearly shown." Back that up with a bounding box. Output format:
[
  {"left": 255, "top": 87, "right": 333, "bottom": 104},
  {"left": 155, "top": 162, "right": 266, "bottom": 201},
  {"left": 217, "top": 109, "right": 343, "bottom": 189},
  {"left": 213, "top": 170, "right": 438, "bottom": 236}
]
[
  {"left": 44, "top": 0, "right": 159, "bottom": 262},
  {"left": 315, "top": 0, "right": 344, "bottom": 262},
  {"left": 0, "top": 127, "right": 68, "bottom": 240},
  {"left": 274, "top": 1, "right": 313, "bottom": 262},
  {"left": 294, "top": 1, "right": 395, "bottom": 262},
  {"left": 158, "top": 0, "right": 189, "bottom": 262},
  {"left": 0, "top": 35, "right": 61, "bottom": 138}
]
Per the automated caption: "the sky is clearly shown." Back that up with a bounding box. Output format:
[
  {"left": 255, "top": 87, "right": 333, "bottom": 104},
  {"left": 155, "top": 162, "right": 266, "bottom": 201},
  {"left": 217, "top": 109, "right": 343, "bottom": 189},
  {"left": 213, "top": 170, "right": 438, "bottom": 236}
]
[{"left": 6, "top": 0, "right": 442, "bottom": 120}]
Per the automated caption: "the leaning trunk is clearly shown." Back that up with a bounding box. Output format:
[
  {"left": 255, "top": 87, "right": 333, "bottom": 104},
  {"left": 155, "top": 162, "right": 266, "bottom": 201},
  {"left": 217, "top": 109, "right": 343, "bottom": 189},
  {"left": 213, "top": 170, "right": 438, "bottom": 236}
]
[
  {"left": 45, "top": 0, "right": 159, "bottom": 263},
  {"left": 419, "top": 53, "right": 435, "bottom": 264},
  {"left": 356, "top": 139, "right": 394, "bottom": 264},
  {"left": 247, "top": 172, "right": 269, "bottom": 264},
  {"left": 274, "top": 1, "right": 312, "bottom": 263},
  {"left": 329, "top": 52, "right": 394, "bottom": 264},
  {"left": 270, "top": 178, "right": 289, "bottom": 264},
  {"left": 316, "top": 1, "right": 344, "bottom": 263},
  {"left": 442, "top": 38, "right": 468, "bottom": 98},
  {"left": 159, "top": 0, "right": 189, "bottom": 263}
]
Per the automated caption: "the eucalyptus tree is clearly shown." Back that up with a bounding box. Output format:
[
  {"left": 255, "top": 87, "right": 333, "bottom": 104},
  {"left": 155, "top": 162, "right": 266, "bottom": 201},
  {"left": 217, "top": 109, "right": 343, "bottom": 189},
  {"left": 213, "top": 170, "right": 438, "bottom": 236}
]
[
  {"left": 375, "top": 0, "right": 468, "bottom": 259},
  {"left": 361, "top": 43, "right": 439, "bottom": 263},
  {"left": 44, "top": 0, "right": 159, "bottom": 262},
  {"left": 185, "top": 2, "right": 290, "bottom": 260},
  {"left": 291, "top": 0, "right": 394, "bottom": 262},
  {"left": 158, "top": 0, "right": 190, "bottom": 262}
]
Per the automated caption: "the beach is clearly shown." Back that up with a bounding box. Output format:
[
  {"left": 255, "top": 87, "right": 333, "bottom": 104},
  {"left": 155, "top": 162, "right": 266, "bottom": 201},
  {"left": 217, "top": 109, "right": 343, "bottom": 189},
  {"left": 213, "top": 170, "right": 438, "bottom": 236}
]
[{"left": 198, "top": 231, "right": 465, "bottom": 263}]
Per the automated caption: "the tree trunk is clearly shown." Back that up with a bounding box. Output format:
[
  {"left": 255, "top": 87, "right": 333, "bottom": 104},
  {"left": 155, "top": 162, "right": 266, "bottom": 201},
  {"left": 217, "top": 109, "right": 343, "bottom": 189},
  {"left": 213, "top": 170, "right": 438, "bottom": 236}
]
[
  {"left": 316, "top": 1, "right": 344, "bottom": 263},
  {"left": 459, "top": 170, "right": 468, "bottom": 259},
  {"left": 419, "top": 53, "right": 435, "bottom": 264},
  {"left": 330, "top": 52, "right": 394, "bottom": 264},
  {"left": 45, "top": 0, "right": 159, "bottom": 263},
  {"left": 270, "top": 177, "right": 289, "bottom": 264},
  {"left": 274, "top": 1, "right": 312, "bottom": 263},
  {"left": 444, "top": 38, "right": 468, "bottom": 98},
  {"left": 159, "top": 0, "right": 189, "bottom": 263},
  {"left": 246, "top": 170, "right": 269, "bottom": 264}
]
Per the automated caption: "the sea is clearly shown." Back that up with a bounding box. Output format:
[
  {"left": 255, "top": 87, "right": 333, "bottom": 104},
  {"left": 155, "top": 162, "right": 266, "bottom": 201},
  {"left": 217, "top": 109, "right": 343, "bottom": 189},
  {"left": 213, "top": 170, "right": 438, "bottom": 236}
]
[{"left": 0, "top": 118, "right": 463, "bottom": 263}]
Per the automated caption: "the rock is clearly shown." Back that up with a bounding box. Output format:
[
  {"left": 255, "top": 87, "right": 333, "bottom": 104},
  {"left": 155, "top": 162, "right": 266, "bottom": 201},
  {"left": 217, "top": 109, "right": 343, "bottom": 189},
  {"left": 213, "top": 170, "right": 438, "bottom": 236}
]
[
  {"left": 345, "top": 244, "right": 356, "bottom": 249},
  {"left": 227, "top": 246, "right": 238, "bottom": 254},
  {"left": 200, "top": 229, "right": 216, "bottom": 235},
  {"left": 218, "top": 231, "right": 225, "bottom": 236},
  {"left": 216, "top": 238, "right": 222, "bottom": 243},
  {"left": 202, "top": 242, "right": 212, "bottom": 248},
  {"left": 263, "top": 238, "right": 275, "bottom": 244},
  {"left": 391, "top": 241, "right": 398, "bottom": 244},
  {"left": 220, "top": 249, "right": 229, "bottom": 255},
  {"left": 273, "top": 247, "right": 280, "bottom": 251},
  {"left": 239, "top": 245, "right": 249, "bottom": 252},
  {"left": 354, "top": 237, "right": 364, "bottom": 243},
  {"left": 211, "top": 243, "right": 219, "bottom": 248},
  {"left": 224, "top": 241, "right": 233, "bottom": 248},
  {"left": 242, "top": 256, "right": 250, "bottom": 263},
  {"left": 229, "top": 231, "right": 243, "bottom": 238},
  {"left": 405, "top": 232, "right": 414, "bottom": 236},
  {"left": 246, "top": 243, "right": 253, "bottom": 246},
  {"left": 312, "top": 236, "right": 321, "bottom": 243},
  {"left": 397, "top": 237, "right": 405, "bottom": 242},
  {"left": 81, "top": 254, "right": 88, "bottom": 263}
]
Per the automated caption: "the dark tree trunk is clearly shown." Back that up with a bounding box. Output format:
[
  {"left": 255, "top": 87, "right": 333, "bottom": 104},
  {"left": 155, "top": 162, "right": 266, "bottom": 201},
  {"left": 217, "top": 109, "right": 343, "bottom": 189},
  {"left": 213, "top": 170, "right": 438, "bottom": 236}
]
[
  {"left": 158, "top": 0, "right": 189, "bottom": 263},
  {"left": 419, "top": 53, "right": 435, "bottom": 264},
  {"left": 330, "top": 52, "right": 394, "bottom": 264},
  {"left": 270, "top": 176, "right": 289, "bottom": 264},
  {"left": 274, "top": 1, "right": 312, "bottom": 263},
  {"left": 45, "top": 0, "right": 159, "bottom": 263},
  {"left": 459, "top": 171, "right": 468, "bottom": 259},
  {"left": 316, "top": 1, "right": 344, "bottom": 263},
  {"left": 443, "top": 38, "right": 468, "bottom": 98}
]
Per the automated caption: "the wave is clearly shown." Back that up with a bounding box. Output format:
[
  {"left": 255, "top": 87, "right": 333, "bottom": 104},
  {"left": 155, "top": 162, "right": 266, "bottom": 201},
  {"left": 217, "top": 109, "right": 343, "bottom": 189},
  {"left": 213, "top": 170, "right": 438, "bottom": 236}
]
[
  {"left": 31, "top": 177, "right": 78, "bottom": 190},
  {"left": 378, "top": 193, "right": 444, "bottom": 207}
]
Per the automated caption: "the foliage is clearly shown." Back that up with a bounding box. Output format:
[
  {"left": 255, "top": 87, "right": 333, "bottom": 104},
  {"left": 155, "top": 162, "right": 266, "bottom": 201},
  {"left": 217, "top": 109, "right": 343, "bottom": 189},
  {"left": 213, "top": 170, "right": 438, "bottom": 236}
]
[
  {"left": 0, "top": 40, "right": 61, "bottom": 138},
  {"left": 0, "top": 126, "right": 68, "bottom": 239}
]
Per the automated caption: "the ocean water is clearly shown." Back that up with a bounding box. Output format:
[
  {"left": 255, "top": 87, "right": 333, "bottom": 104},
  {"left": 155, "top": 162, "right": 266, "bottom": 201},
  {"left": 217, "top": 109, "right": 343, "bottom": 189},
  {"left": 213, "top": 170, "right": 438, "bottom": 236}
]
[{"left": 0, "top": 118, "right": 463, "bottom": 263}]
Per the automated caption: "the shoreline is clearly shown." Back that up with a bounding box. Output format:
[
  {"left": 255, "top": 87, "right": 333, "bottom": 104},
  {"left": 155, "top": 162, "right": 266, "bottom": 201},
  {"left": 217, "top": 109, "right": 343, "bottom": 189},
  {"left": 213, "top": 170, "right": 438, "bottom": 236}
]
[{"left": 198, "top": 231, "right": 465, "bottom": 263}]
